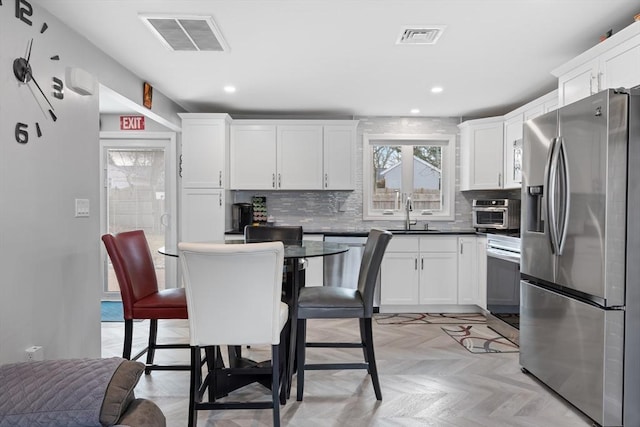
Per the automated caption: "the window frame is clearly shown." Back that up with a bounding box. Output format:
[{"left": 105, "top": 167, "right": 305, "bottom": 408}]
[{"left": 362, "top": 133, "right": 456, "bottom": 221}]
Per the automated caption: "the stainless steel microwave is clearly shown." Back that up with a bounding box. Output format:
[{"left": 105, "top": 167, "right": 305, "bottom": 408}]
[{"left": 472, "top": 199, "right": 520, "bottom": 230}]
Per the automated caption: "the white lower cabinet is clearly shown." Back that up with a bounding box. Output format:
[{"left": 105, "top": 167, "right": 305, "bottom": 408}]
[
  {"left": 303, "top": 234, "right": 324, "bottom": 287},
  {"left": 457, "top": 236, "right": 478, "bottom": 305},
  {"left": 380, "top": 236, "right": 459, "bottom": 308}
]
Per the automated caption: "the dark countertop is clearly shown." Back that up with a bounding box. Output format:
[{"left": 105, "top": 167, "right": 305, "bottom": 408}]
[{"left": 225, "top": 228, "right": 479, "bottom": 237}]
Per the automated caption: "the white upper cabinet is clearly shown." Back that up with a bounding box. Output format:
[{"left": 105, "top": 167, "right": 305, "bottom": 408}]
[
  {"left": 323, "top": 125, "right": 357, "bottom": 190},
  {"left": 503, "top": 113, "right": 523, "bottom": 189},
  {"left": 229, "top": 120, "right": 357, "bottom": 190},
  {"left": 277, "top": 125, "right": 324, "bottom": 190},
  {"left": 459, "top": 117, "right": 504, "bottom": 190},
  {"left": 553, "top": 22, "right": 640, "bottom": 107},
  {"left": 230, "top": 125, "right": 277, "bottom": 190},
  {"left": 179, "top": 113, "right": 231, "bottom": 189}
]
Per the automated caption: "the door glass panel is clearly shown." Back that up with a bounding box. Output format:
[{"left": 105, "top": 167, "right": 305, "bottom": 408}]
[{"left": 104, "top": 148, "right": 167, "bottom": 293}]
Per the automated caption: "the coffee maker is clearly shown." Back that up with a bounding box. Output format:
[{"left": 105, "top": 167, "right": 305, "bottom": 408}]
[{"left": 232, "top": 203, "right": 253, "bottom": 232}]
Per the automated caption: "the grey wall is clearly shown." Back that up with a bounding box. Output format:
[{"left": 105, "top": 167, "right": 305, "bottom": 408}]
[
  {"left": 233, "top": 116, "right": 519, "bottom": 232},
  {"left": 0, "top": 4, "right": 183, "bottom": 363}
]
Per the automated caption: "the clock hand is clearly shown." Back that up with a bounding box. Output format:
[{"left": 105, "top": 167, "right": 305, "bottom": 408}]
[
  {"left": 25, "top": 39, "right": 33, "bottom": 64},
  {"left": 28, "top": 72, "right": 57, "bottom": 120}
]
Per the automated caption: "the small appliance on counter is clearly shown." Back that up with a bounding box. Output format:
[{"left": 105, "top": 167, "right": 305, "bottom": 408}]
[
  {"left": 472, "top": 199, "right": 520, "bottom": 231},
  {"left": 232, "top": 203, "right": 252, "bottom": 232}
]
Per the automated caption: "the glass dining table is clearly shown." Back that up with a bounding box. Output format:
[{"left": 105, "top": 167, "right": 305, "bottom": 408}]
[{"left": 159, "top": 239, "right": 349, "bottom": 402}]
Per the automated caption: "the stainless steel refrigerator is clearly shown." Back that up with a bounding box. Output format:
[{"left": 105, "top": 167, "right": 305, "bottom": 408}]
[{"left": 520, "top": 88, "right": 640, "bottom": 427}]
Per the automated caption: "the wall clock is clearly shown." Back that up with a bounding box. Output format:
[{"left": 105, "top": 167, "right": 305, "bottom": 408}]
[{"left": 4, "top": 0, "right": 64, "bottom": 144}]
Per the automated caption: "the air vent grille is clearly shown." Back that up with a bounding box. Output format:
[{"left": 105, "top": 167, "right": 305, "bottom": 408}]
[
  {"left": 140, "top": 15, "right": 228, "bottom": 52},
  {"left": 397, "top": 26, "right": 446, "bottom": 45}
]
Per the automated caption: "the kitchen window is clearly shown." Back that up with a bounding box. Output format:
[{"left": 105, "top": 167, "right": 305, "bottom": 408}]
[{"left": 363, "top": 133, "right": 455, "bottom": 221}]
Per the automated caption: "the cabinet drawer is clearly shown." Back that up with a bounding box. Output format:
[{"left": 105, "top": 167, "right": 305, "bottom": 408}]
[
  {"left": 419, "top": 236, "right": 457, "bottom": 252},
  {"left": 386, "top": 236, "right": 419, "bottom": 252}
]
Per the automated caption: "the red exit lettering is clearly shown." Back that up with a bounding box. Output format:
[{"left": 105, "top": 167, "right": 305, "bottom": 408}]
[{"left": 120, "top": 116, "right": 146, "bottom": 130}]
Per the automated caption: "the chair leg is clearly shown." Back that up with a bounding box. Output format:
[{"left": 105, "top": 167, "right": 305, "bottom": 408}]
[
  {"left": 362, "top": 317, "right": 382, "bottom": 400},
  {"left": 145, "top": 319, "right": 158, "bottom": 374},
  {"left": 359, "top": 318, "right": 369, "bottom": 370},
  {"left": 279, "top": 321, "right": 290, "bottom": 405},
  {"left": 123, "top": 319, "right": 133, "bottom": 359},
  {"left": 188, "top": 346, "right": 200, "bottom": 427},
  {"left": 271, "top": 344, "right": 281, "bottom": 427},
  {"left": 296, "top": 318, "right": 306, "bottom": 401}
]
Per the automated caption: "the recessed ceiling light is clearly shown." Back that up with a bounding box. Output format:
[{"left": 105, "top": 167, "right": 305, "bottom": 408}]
[
  {"left": 410, "top": 108, "right": 420, "bottom": 114},
  {"left": 224, "top": 85, "right": 236, "bottom": 93},
  {"left": 431, "top": 86, "right": 443, "bottom": 93}
]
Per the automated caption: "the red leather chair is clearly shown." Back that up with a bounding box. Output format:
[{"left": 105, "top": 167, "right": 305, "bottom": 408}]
[{"left": 102, "top": 230, "right": 190, "bottom": 374}]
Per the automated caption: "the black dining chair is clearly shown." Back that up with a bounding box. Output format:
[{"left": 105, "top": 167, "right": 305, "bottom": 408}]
[
  {"left": 244, "top": 225, "right": 305, "bottom": 300},
  {"left": 295, "top": 228, "right": 392, "bottom": 401}
]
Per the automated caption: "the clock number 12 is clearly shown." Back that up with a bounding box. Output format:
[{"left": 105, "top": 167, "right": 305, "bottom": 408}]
[{"left": 15, "top": 0, "right": 33, "bottom": 26}]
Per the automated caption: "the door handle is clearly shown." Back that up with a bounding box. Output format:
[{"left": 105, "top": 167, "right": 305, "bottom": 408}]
[
  {"left": 160, "top": 213, "right": 169, "bottom": 227},
  {"left": 556, "top": 138, "right": 571, "bottom": 256},
  {"left": 272, "top": 173, "right": 275, "bottom": 188},
  {"left": 544, "top": 137, "right": 558, "bottom": 254},
  {"left": 219, "top": 170, "right": 222, "bottom": 187}
]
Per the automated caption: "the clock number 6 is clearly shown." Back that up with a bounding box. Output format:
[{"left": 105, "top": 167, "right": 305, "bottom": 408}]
[
  {"left": 15, "top": 123, "right": 29, "bottom": 144},
  {"left": 15, "top": 0, "right": 33, "bottom": 26}
]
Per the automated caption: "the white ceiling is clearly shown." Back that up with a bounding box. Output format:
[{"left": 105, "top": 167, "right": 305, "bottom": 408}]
[{"left": 35, "top": 0, "right": 640, "bottom": 118}]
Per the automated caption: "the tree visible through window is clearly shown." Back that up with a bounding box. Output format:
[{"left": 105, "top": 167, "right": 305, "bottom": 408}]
[{"left": 364, "top": 134, "right": 454, "bottom": 221}]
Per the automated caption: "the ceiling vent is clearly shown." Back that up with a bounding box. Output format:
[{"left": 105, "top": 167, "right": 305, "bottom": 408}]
[
  {"left": 396, "top": 26, "right": 446, "bottom": 45},
  {"left": 139, "top": 14, "right": 228, "bottom": 51}
]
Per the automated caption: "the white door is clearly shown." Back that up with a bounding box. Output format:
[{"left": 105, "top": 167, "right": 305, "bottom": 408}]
[{"left": 100, "top": 132, "right": 178, "bottom": 299}]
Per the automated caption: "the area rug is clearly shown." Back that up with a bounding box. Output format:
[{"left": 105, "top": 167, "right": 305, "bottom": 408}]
[
  {"left": 101, "top": 301, "right": 125, "bottom": 322},
  {"left": 375, "top": 313, "right": 486, "bottom": 325},
  {"left": 441, "top": 324, "right": 519, "bottom": 354}
]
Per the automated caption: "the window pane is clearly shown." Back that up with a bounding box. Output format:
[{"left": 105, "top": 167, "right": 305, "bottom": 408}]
[
  {"left": 412, "top": 146, "right": 442, "bottom": 211},
  {"left": 372, "top": 145, "right": 401, "bottom": 210},
  {"left": 105, "top": 149, "right": 167, "bottom": 292}
]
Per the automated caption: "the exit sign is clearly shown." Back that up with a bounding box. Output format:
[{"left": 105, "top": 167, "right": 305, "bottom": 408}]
[{"left": 120, "top": 115, "right": 145, "bottom": 130}]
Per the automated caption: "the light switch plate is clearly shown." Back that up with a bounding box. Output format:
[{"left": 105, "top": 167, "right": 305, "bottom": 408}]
[{"left": 75, "top": 199, "right": 90, "bottom": 217}]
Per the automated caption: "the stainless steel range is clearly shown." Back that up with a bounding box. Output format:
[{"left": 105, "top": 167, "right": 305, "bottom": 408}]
[{"left": 485, "top": 233, "right": 521, "bottom": 344}]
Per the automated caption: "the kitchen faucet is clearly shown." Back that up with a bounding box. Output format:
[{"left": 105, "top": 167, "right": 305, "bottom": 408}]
[{"left": 405, "top": 196, "right": 413, "bottom": 230}]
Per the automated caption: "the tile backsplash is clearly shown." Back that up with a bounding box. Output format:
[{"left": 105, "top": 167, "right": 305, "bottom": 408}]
[{"left": 233, "top": 116, "right": 520, "bottom": 232}]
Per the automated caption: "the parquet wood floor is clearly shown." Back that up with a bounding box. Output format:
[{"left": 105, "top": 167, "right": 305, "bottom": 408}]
[{"left": 102, "top": 318, "right": 593, "bottom": 426}]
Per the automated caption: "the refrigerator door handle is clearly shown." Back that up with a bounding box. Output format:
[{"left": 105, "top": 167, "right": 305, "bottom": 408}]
[
  {"left": 557, "top": 137, "right": 571, "bottom": 255},
  {"left": 546, "top": 137, "right": 560, "bottom": 254}
]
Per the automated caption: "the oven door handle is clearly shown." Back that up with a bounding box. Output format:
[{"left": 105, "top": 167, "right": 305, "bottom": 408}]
[{"left": 487, "top": 248, "right": 520, "bottom": 264}]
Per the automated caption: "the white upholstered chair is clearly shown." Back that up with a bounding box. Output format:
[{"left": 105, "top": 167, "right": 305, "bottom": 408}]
[{"left": 178, "top": 241, "right": 288, "bottom": 427}]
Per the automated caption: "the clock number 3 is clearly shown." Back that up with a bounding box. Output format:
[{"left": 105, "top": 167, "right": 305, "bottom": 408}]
[
  {"left": 53, "top": 77, "right": 64, "bottom": 100},
  {"left": 15, "top": 0, "right": 33, "bottom": 26}
]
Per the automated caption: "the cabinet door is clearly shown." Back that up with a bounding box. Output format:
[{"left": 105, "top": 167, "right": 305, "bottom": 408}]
[
  {"left": 304, "top": 234, "right": 324, "bottom": 287},
  {"left": 323, "top": 125, "right": 355, "bottom": 190},
  {"left": 457, "top": 237, "right": 477, "bottom": 305},
  {"left": 503, "top": 114, "right": 523, "bottom": 189},
  {"left": 181, "top": 119, "right": 228, "bottom": 188},
  {"left": 476, "top": 236, "right": 487, "bottom": 310},
  {"left": 181, "top": 188, "right": 225, "bottom": 243},
  {"left": 419, "top": 252, "right": 458, "bottom": 304},
  {"left": 558, "top": 60, "right": 597, "bottom": 107},
  {"left": 230, "top": 125, "right": 277, "bottom": 189},
  {"left": 277, "top": 125, "right": 323, "bottom": 189},
  {"left": 600, "top": 34, "right": 640, "bottom": 90},
  {"left": 461, "top": 120, "right": 504, "bottom": 190},
  {"left": 380, "top": 252, "right": 420, "bottom": 305}
]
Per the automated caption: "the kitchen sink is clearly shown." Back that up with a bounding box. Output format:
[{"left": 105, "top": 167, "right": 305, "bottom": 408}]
[{"left": 388, "top": 229, "right": 444, "bottom": 234}]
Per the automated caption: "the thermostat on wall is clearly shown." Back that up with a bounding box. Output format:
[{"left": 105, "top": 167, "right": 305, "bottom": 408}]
[{"left": 65, "top": 67, "right": 96, "bottom": 96}]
